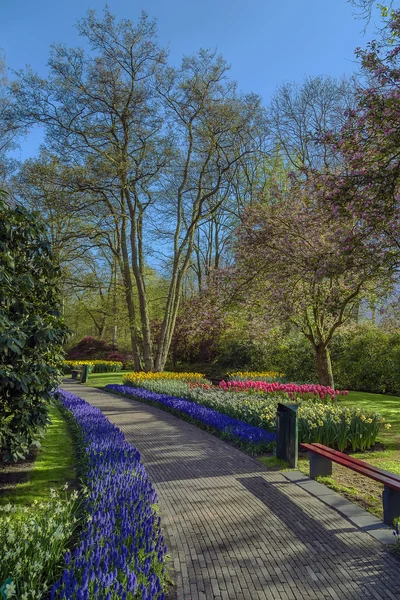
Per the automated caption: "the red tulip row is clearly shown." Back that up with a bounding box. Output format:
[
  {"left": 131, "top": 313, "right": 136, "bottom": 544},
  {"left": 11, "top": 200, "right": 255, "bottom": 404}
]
[{"left": 219, "top": 380, "right": 348, "bottom": 401}]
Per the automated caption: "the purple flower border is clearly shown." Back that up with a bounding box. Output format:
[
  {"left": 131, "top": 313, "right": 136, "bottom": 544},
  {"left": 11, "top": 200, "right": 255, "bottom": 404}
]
[
  {"left": 51, "top": 390, "right": 167, "bottom": 600},
  {"left": 105, "top": 384, "right": 276, "bottom": 451}
]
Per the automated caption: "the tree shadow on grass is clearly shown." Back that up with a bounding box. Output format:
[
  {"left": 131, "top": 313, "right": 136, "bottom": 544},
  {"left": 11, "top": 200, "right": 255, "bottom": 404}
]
[
  {"left": 0, "top": 405, "right": 76, "bottom": 506},
  {"left": 0, "top": 448, "right": 37, "bottom": 495}
]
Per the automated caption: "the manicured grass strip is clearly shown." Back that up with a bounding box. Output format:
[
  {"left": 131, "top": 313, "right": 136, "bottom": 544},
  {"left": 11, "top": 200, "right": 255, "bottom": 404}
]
[
  {"left": 340, "top": 390, "right": 400, "bottom": 438},
  {"left": 338, "top": 390, "right": 400, "bottom": 473},
  {"left": 105, "top": 384, "right": 276, "bottom": 454},
  {"left": 83, "top": 371, "right": 126, "bottom": 387},
  {"left": 0, "top": 403, "right": 79, "bottom": 598},
  {"left": 0, "top": 403, "right": 76, "bottom": 507}
]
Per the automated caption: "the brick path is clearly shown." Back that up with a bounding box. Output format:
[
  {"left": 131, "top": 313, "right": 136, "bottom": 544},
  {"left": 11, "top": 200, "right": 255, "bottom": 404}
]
[{"left": 61, "top": 381, "right": 400, "bottom": 600}]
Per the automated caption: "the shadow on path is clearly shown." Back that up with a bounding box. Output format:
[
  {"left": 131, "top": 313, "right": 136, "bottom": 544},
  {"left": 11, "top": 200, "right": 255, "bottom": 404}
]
[
  {"left": 72, "top": 384, "right": 267, "bottom": 483},
  {"left": 238, "top": 475, "right": 400, "bottom": 599}
]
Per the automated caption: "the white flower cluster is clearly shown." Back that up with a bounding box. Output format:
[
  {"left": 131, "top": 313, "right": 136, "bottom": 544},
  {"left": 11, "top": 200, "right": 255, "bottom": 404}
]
[{"left": 0, "top": 487, "right": 79, "bottom": 599}]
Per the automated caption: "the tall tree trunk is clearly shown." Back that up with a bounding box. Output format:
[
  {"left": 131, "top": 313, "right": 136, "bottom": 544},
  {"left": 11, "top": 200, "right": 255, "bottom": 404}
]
[
  {"left": 120, "top": 222, "right": 142, "bottom": 371},
  {"left": 155, "top": 249, "right": 193, "bottom": 371},
  {"left": 125, "top": 189, "right": 154, "bottom": 372},
  {"left": 129, "top": 222, "right": 154, "bottom": 372},
  {"left": 158, "top": 284, "right": 182, "bottom": 371},
  {"left": 315, "top": 343, "right": 334, "bottom": 388},
  {"left": 195, "top": 229, "right": 202, "bottom": 292},
  {"left": 154, "top": 270, "right": 179, "bottom": 371},
  {"left": 98, "top": 320, "right": 106, "bottom": 338},
  {"left": 112, "top": 253, "right": 118, "bottom": 346},
  {"left": 214, "top": 218, "right": 220, "bottom": 272}
]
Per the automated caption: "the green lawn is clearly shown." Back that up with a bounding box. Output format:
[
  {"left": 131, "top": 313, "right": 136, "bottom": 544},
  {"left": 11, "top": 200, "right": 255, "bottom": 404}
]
[
  {"left": 84, "top": 370, "right": 127, "bottom": 388},
  {"left": 337, "top": 390, "right": 400, "bottom": 473},
  {"left": 341, "top": 390, "right": 400, "bottom": 446},
  {"left": 0, "top": 403, "right": 76, "bottom": 506}
]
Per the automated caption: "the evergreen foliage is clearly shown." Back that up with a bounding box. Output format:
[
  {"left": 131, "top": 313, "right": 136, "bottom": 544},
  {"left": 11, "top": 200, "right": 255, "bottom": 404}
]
[{"left": 0, "top": 192, "right": 69, "bottom": 461}]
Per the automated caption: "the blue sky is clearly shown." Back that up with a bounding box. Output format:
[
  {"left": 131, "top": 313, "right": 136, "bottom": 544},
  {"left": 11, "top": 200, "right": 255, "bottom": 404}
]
[{"left": 2, "top": 0, "right": 381, "bottom": 160}]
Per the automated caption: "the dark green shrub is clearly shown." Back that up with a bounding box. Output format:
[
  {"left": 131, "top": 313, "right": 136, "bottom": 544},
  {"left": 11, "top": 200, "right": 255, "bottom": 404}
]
[
  {"left": 331, "top": 324, "right": 400, "bottom": 395},
  {"left": 66, "top": 337, "right": 131, "bottom": 366},
  {"left": 216, "top": 339, "right": 255, "bottom": 369},
  {"left": 0, "top": 193, "right": 69, "bottom": 461},
  {"left": 211, "top": 328, "right": 317, "bottom": 382},
  {"left": 263, "top": 331, "right": 317, "bottom": 383}
]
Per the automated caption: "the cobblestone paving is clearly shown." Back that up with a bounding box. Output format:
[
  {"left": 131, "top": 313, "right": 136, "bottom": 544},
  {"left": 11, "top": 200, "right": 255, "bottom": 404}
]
[{"left": 62, "top": 381, "right": 400, "bottom": 600}]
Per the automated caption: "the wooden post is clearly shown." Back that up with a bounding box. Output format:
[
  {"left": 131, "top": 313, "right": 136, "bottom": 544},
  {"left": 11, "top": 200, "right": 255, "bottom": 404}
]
[
  {"left": 309, "top": 453, "right": 333, "bottom": 479},
  {"left": 382, "top": 485, "right": 400, "bottom": 527}
]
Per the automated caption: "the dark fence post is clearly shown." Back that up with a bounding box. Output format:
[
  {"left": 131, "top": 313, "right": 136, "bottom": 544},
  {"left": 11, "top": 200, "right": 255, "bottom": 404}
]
[
  {"left": 276, "top": 403, "right": 298, "bottom": 468},
  {"left": 80, "top": 365, "right": 89, "bottom": 384}
]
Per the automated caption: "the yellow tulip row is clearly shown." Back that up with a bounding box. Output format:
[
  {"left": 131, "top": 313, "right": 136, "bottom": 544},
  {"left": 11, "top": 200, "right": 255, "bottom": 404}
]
[
  {"left": 64, "top": 360, "right": 123, "bottom": 373},
  {"left": 228, "top": 370, "right": 285, "bottom": 380},
  {"left": 65, "top": 360, "right": 123, "bottom": 367},
  {"left": 124, "top": 371, "right": 207, "bottom": 385}
]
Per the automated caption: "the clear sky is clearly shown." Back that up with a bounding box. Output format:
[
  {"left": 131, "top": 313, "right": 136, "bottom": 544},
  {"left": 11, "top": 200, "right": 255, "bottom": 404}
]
[{"left": 2, "top": 0, "right": 382, "bottom": 160}]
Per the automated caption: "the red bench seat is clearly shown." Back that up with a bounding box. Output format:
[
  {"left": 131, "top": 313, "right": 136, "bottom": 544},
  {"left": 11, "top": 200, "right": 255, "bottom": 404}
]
[{"left": 300, "top": 442, "right": 400, "bottom": 526}]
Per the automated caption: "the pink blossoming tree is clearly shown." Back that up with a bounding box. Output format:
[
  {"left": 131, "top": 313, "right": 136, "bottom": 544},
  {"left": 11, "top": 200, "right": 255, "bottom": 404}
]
[
  {"left": 231, "top": 10, "right": 400, "bottom": 387},
  {"left": 231, "top": 177, "right": 392, "bottom": 387}
]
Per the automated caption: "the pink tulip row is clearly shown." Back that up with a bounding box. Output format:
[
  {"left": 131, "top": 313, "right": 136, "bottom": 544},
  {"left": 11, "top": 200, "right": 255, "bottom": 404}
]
[{"left": 219, "top": 380, "right": 348, "bottom": 400}]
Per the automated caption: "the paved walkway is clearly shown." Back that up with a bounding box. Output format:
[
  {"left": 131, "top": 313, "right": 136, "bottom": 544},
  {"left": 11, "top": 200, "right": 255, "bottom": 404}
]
[{"left": 62, "top": 381, "right": 400, "bottom": 600}]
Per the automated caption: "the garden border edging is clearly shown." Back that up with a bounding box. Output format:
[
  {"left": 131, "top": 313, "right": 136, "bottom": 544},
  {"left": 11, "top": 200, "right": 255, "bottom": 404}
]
[{"left": 283, "top": 470, "right": 396, "bottom": 545}]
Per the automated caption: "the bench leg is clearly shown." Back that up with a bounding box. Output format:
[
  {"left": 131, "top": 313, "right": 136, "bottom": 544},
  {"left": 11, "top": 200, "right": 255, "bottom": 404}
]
[
  {"left": 382, "top": 486, "right": 400, "bottom": 527},
  {"left": 310, "top": 454, "right": 332, "bottom": 479}
]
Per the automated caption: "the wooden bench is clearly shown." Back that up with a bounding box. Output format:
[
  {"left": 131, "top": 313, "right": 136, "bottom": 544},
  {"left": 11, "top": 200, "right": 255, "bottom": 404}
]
[{"left": 300, "top": 442, "right": 400, "bottom": 526}]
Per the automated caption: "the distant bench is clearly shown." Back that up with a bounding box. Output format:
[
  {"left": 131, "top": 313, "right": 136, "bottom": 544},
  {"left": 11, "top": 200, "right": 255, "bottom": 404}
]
[
  {"left": 71, "top": 365, "right": 89, "bottom": 383},
  {"left": 300, "top": 442, "right": 400, "bottom": 526}
]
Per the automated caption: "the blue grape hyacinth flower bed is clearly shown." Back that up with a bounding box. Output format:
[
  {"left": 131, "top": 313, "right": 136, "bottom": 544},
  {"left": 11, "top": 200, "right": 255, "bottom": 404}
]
[
  {"left": 105, "top": 384, "right": 276, "bottom": 453},
  {"left": 52, "top": 390, "right": 167, "bottom": 600}
]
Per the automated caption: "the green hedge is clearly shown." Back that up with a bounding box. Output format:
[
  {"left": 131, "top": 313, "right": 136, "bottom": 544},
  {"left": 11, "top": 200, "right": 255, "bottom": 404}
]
[{"left": 331, "top": 325, "right": 400, "bottom": 395}]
